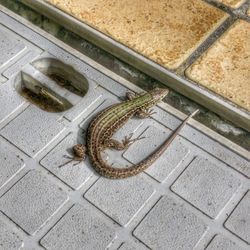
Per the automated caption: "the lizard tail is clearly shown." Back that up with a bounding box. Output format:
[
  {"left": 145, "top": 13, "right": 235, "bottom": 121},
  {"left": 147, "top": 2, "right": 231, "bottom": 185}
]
[{"left": 94, "top": 109, "right": 199, "bottom": 179}]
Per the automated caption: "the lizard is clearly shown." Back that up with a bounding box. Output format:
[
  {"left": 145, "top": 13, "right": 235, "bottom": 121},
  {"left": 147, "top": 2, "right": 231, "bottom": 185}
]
[{"left": 59, "top": 88, "right": 199, "bottom": 179}]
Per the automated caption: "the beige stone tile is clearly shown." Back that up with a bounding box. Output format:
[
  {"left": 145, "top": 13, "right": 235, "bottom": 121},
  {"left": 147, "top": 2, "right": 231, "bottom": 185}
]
[
  {"left": 46, "top": 0, "right": 227, "bottom": 69},
  {"left": 216, "top": 0, "right": 246, "bottom": 8},
  {"left": 186, "top": 20, "right": 250, "bottom": 111}
]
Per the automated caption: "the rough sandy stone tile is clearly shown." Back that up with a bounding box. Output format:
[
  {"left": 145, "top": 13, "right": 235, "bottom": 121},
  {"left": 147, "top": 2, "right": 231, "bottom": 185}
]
[
  {"left": 0, "top": 213, "right": 23, "bottom": 250},
  {"left": 0, "top": 170, "right": 68, "bottom": 235},
  {"left": 133, "top": 196, "right": 207, "bottom": 250},
  {"left": 46, "top": 0, "right": 227, "bottom": 69},
  {"left": 171, "top": 156, "right": 241, "bottom": 218},
  {"left": 248, "top": 7, "right": 250, "bottom": 16},
  {"left": 225, "top": 191, "right": 250, "bottom": 244},
  {"left": 206, "top": 235, "right": 245, "bottom": 250},
  {"left": 186, "top": 20, "right": 250, "bottom": 111},
  {"left": 216, "top": 0, "right": 246, "bottom": 8},
  {"left": 40, "top": 203, "right": 117, "bottom": 250}
]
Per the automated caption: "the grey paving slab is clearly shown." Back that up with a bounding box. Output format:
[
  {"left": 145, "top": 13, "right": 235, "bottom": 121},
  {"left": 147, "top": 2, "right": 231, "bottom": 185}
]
[
  {"left": 171, "top": 156, "right": 241, "bottom": 218},
  {"left": 0, "top": 105, "right": 65, "bottom": 157},
  {"left": 225, "top": 191, "right": 250, "bottom": 244},
  {"left": 133, "top": 195, "right": 207, "bottom": 250},
  {"left": 0, "top": 213, "right": 23, "bottom": 250},
  {"left": 40, "top": 132, "right": 94, "bottom": 190},
  {"left": 0, "top": 26, "right": 26, "bottom": 68},
  {"left": 0, "top": 79, "right": 26, "bottom": 124},
  {"left": 85, "top": 174, "right": 155, "bottom": 226},
  {"left": 40, "top": 203, "right": 117, "bottom": 250},
  {"left": 0, "top": 170, "right": 68, "bottom": 235},
  {"left": 206, "top": 235, "right": 245, "bottom": 250},
  {"left": 0, "top": 137, "right": 25, "bottom": 189}
]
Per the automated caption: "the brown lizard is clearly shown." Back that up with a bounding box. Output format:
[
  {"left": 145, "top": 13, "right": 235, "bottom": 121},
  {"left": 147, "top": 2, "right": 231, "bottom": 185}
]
[{"left": 59, "top": 88, "right": 199, "bottom": 178}]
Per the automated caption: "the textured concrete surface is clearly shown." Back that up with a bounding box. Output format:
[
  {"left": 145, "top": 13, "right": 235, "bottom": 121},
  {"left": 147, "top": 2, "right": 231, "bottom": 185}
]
[
  {"left": 186, "top": 20, "right": 250, "bottom": 111},
  {"left": 46, "top": 0, "right": 227, "bottom": 69},
  {"left": 0, "top": 7, "right": 249, "bottom": 250}
]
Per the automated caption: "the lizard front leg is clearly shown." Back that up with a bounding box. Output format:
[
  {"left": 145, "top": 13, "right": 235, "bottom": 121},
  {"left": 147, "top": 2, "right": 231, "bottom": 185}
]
[
  {"left": 135, "top": 108, "right": 156, "bottom": 118},
  {"left": 103, "top": 133, "right": 145, "bottom": 151}
]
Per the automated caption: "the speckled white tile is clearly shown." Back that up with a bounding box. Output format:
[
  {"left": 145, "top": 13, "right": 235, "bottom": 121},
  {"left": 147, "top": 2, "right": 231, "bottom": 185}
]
[
  {"left": 84, "top": 174, "right": 155, "bottom": 226},
  {"left": 171, "top": 156, "right": 241, "bottom": 218},
  {"left": 206, "top": 235, "right": 245, "bottom": 250},
  {"left": 134, "top": 195, "right": 207, "bottom": 250},
  {"left": 0, "top": 105, "right": 65, "bottom": 157},
  {"left": 40, "top": 203, "right": 117, "bottom": 250},
  {"left": 0, "top": 170, "right": 68, "bottom": 235},
  {"left": 40, "top": 133, "right": 94, "bottom": 190},
  {"left": 225, "top": 191, "right": 250, "bottom": 244},
  {"left": 0, "top": 137, "right": 25, "bottom": 189},
  {"left": 0, "top": 213, "right": 23, "bottom": 250}
]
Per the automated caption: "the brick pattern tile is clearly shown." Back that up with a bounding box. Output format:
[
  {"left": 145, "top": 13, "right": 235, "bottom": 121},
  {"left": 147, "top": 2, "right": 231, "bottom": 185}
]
[
  {"left": 47, "top": 0, "right": 227, "bottom": 69},
  {"left": 186, "top": 20, "right": 250, "bottom": 111},
  {"left": 133, "top": 196, "right": 207, "bottom": 250},
  {"left": 40, "top": 203, "right": 117, "bottom": 250}
]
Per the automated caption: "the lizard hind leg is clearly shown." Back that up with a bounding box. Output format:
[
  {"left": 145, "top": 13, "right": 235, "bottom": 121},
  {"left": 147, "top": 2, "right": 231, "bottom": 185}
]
[{"left": 103, "top": 133, "right": 145, "bottom": 151}]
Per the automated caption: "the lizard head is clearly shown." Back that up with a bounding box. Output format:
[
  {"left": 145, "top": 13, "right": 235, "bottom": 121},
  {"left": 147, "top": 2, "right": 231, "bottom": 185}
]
[{"left": 149, "top": 87, "right": 169, "bottom": 102}]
